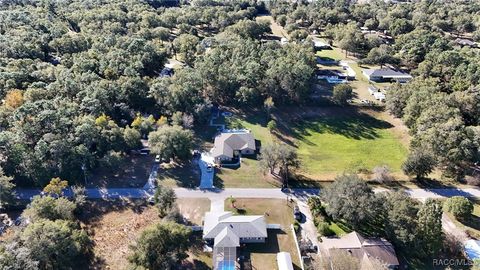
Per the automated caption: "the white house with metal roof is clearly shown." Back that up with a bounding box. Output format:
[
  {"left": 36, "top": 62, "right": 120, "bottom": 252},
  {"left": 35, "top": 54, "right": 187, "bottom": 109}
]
[
  {"left": 203, "top": 211, "right": 267, "bottom": 242},
  {"left": 203, "top": 211, "right": 268, "bottom": 270},
  {"left": 210, "top": 130, "right": 256, "bottom": 163}
]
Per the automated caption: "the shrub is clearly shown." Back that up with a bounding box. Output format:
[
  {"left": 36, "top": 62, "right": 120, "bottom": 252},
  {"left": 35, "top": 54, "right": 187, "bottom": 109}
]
[
  {"left": 267, "top": 120, "right": 277, "bottom": 132},
  {"left": 444, "top": 196, "right": 473, "bottom": 220},
  {"left": 332, "top": 84, "right": 353, "bottom": 105},
  {"left": 308, "top": 196, "right": 322, "bottom": 215},
  {"left": 317, "top": 221, "right": 334, "bottom": 236},
  {"left": 373, "top": 165, "right": 394, "bottom": 183},
  {"left": 293, "top": 220, "right": 301, "bottom": 232}
]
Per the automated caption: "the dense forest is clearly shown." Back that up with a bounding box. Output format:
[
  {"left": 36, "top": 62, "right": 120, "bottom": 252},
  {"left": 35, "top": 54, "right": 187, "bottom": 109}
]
[
  {"left": 269, "top": 0, "right": 480, "bottom": 180},
  {"left": 0, "top": 0, "right": 315, "bottom": 187},
  {"left": 0, "top": 0, "right": 479, "bottom": 269},
  {"left": 0, "top": 0, "right": 479, "bottom": 187}
]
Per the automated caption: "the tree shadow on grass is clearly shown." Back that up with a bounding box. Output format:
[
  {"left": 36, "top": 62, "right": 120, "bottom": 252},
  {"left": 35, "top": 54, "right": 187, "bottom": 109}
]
[
  {"left": 181, "top": 232, "right": 212, "bottom": 270},
  {"left": 461, "top": 215, "right": 480, "bottom": 233},
  {"left": 213, "top": 174, "right": 224, "bottom": 190},
  {"left": 158, "top": 161, "right": 200, "bottom": 189},
  {"left": 286, "top": 109, "right": 393, "bottom": 144},
  {"left": 413, "top": 178, "right": 476, "bottom": 198}
]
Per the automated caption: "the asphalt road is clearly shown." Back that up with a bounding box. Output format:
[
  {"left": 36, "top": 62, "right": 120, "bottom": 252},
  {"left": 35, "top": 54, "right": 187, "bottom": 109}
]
[{"left": 14, "top": 186, "right": 480, "bottom": 201}]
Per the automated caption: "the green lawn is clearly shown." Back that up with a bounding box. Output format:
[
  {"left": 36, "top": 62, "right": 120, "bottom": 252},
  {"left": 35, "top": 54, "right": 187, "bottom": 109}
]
[
  {"left": 292, "top": 112, "right": 408, "bottom": 180},
  {"left": 215, "top": 158, "right": 280, "bottom": 188},
  {"left": 328, "top": 222, "right": 347, "bottom": 236},
  {"left": 225, "top": 113, "right": 272, "bottom": 143},
  {"left": 157, "top": 161, "right": 200, "bottom": 188},
  {"left": 316, "top": 47, "right": 345, "bottom": 61}
]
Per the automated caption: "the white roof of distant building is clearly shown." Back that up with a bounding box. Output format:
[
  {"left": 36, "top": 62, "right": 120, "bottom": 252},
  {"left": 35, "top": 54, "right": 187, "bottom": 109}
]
[
  {"left": 374, "top": 92, "right": 385, "bottom": 99},
  {"left": 203, "top": 211, "right": 267, "bottom": 242},
  {"left": 455, "top": 38, "right": 476, "bottom": 46},
  {"left": 210, "top": 131, "right": 255, "bottom": 159},
  {"left": 313, "top": 40, "right": 329, "bottom": 47}
]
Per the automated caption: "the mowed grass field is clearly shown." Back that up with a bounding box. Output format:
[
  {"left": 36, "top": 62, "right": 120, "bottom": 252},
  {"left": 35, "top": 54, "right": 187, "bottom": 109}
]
[
  {"left": 292, "top": 113, "right": 408, "bottom": 180},
  {"left": 212, "top": 106, "right": 409, "bottom": 185}
]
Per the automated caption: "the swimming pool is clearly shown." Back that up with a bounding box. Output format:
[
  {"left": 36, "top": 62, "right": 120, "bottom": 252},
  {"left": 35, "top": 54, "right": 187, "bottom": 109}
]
[{"left": 217, "top": 260, "right": 235, "bottom": 270}]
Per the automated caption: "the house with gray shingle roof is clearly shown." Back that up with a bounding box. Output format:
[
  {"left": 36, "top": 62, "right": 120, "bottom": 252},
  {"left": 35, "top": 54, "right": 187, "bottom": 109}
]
[
  {"left": 210, "top": 130, "right": 256, "bottom": 163},
  {"left": 320, "top": 231, "right": 400, "bottom": 269},
  {"left": 362, "top": 68, "right": 412, "bottom": 83}
]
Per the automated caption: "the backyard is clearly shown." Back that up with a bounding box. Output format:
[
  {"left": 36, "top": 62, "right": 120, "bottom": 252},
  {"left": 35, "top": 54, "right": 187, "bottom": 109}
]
[{"left": 224, "top": 198, "right": 302, "bottom": 270}]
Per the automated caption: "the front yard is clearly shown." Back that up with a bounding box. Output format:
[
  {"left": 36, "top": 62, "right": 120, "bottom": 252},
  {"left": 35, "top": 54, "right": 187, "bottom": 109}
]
[
  {"left": 157, "top": 161, "right": 201, "bottom": 188},
  {"left": 224, "top": 198, "right": 302, "bottom": 270},
  {"left": 215, "top": 158, "right": 281, "bottom": 188},
  {"left": 88, "top": 155, "right": 153, "bottom": 188}
]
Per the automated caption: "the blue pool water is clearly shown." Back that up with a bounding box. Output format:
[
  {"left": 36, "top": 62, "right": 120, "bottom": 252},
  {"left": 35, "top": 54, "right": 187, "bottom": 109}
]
[{"left": 217, "top": 261, "right": 235, "bottom": 270}]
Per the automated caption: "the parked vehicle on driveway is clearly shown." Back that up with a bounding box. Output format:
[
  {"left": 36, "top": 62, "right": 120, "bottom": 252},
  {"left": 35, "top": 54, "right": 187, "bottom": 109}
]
[
  {"left": 293, "top": 206, "right": 302, "bottom": 221},
  {"left": 155, "top": 155, "right": 161, "bottom": 163},
  {"left": 206, "top": 164, "right": 213, "bottom": 172}
]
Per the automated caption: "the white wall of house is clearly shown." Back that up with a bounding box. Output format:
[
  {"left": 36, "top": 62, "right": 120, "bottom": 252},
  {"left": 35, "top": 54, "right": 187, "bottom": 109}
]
[
  {"left": 240, "top": 237, "right": 265, "bottom": 243},
  {"left": 240, "top": 149, "right": 254, "bottom": 155}
]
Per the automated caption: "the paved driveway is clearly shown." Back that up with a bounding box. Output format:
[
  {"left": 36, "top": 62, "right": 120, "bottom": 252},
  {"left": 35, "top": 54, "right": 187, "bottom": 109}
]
[
  {"left": 143, "top": 163, "right": 159, "bottom": 190},
  {"left": 198, "top": 154, "right": 214, "bottom": 189}
]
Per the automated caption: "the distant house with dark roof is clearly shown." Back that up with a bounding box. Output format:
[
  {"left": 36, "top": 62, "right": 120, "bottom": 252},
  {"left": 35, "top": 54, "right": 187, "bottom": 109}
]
[
  {"left": 362, "top": 68, "right": 412, "bottom": 83},
  {"left": 320, "top": 232, "right": 400, "bottom": 269},
  {"left": 210, "top": 130, "right": 256, "bottom": 163}
]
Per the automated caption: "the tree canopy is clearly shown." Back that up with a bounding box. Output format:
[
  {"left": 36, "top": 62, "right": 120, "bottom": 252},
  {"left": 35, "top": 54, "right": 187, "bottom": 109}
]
[
  {"left": 128, "top": 222, "right": 192, "bottom": 269},
  {"left": 320, "top": 174, "right": 377, "bottom": 228}
]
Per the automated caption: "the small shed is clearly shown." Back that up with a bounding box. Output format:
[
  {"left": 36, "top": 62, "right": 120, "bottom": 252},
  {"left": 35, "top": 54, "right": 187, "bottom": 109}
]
[{"left": 277, "top": 252, "right": 294, "bottom": 270}]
